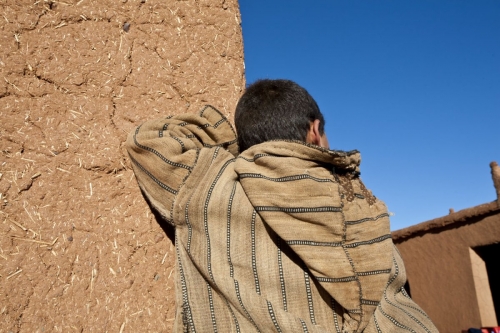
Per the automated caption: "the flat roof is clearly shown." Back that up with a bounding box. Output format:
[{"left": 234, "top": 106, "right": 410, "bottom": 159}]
[
  {"left": 392, "top": 201, "right": 500, "bottom": 243},
  {"left": 392, "top": 161, "right": 500, "bottom": 243}
]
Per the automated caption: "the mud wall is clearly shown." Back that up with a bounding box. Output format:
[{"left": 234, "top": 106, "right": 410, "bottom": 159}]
[
  {"left": 394, "top": 211, "right": 500, "bottom": 333},
  {"left": 0, "top": 0, "right": 244, "bottom": 331}
]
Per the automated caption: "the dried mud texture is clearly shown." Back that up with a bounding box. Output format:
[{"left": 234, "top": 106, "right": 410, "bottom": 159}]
[{"left": 0, "top": 0, "right": 245, "bottom": 332}]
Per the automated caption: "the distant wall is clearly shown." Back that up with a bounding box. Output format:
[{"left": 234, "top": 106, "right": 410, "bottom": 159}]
[
  {"left": 393, "top": 204, "right": 500, "bottom": 333},
  {"left": 0, "top": 0, "right": 244, "bottom": 331}
]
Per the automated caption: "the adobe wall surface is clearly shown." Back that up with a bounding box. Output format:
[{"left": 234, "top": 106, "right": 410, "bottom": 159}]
[
  {"left": 0, "top": 1, "right": 245, "bottom": 332},
  {"left": 394, "top": 211, "right": 500, "bottom": 333}
]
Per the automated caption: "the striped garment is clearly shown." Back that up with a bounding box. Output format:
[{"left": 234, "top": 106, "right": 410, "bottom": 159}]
[{"left": 126, "top": 105, "right": 438, "bottom": 333}]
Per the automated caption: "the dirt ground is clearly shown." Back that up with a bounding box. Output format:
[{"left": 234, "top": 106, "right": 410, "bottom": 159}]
[{"left": 0, "top": 0, "right": 245, "bottom": 331}]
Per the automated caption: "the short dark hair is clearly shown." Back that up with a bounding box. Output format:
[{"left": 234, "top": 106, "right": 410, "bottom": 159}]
[{"left": 235, "top": 79, "right": 325, "bottom": 152}]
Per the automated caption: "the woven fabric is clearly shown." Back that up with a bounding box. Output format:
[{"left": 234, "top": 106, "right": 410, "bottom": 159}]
[{"left": 126, "top": 105, "right": 438, "bottom": 333}]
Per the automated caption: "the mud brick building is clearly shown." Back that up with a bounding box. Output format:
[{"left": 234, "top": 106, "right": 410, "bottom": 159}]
[
  {"left": 392, "top": 162, "right": 500, "bottom": 333},
  {"left": 0, "top": 1, "right": 244, "bottom": 331}
]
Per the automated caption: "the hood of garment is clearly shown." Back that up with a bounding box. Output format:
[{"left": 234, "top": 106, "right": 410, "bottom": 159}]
[{"left": 234, "top": 140, "right": 393, "bottom": 333}]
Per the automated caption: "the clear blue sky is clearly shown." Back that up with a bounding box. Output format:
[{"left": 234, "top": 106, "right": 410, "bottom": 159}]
[{"left": 239, "top": 1, "right": 500, "bottom": 231}]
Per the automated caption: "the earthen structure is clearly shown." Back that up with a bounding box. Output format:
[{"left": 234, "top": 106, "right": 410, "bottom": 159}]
[
  {"left": 3, "top": 2, "right": 497, "bottom": 333},
  {"left": 0, "top": 1, "right": 245, "bottom": 331},
  {"left": 393, "top": 162, "right": 500, "bottom": 333}
]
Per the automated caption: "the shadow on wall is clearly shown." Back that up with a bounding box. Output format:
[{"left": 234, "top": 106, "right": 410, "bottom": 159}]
[
  {"left": 472, "top": 243, "right": 500, "bottom": 325},
  {"left": 141, "top": 190, "right": 176, "bottom": 244}
]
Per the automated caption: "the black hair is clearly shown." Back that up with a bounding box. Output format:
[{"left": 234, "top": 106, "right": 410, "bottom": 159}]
[{"left": 234, "top": 79, "right": 325, "bottom": 152}]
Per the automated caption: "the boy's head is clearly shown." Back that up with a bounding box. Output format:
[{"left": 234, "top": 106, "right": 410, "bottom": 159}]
[{"left": 235, "top": 79, "right": 326, "bottom": 152}]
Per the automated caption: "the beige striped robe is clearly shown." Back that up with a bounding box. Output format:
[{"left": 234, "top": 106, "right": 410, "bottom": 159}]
[{"left": 126, "top": 106, "right": 438, "bottom": 333}]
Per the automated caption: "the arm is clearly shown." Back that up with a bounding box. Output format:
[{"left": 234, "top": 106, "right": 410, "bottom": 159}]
[{"left": 126, "top": 105, "right": 238, "bottom": 225}]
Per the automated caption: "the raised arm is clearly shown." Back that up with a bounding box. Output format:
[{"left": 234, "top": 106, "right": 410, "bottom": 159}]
[{"left": 126, "top": 105, "right": 238, "bottom": 225}]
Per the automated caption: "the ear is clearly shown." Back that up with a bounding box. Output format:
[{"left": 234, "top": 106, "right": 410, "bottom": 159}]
[{"left": 306, "top": 119, "right": 329, "bottom": 148}]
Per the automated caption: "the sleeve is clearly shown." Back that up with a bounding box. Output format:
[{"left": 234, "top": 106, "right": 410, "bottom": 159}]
[{"left": 125, "top": 105, "right": 238, "bottom": 226}]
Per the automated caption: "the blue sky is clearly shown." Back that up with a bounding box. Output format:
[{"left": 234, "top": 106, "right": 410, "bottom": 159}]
[{"left": 239, "top": 1, "right": 500, "bottom": 230}]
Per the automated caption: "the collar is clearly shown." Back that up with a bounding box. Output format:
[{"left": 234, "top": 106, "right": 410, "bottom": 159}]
[{"left": 238, "top": 140, "right": 361, "bottom": 175}]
